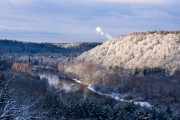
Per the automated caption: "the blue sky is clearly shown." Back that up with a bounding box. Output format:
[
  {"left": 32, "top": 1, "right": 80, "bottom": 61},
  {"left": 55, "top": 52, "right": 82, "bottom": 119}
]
[{"left": 0, "top": 0, "right": 179, "bottom": 42}]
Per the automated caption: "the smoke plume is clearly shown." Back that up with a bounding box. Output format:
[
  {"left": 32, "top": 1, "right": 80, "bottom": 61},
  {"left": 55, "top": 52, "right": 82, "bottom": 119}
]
[{"left": 96, "top": 27, "right": 112, "bottom": 39}]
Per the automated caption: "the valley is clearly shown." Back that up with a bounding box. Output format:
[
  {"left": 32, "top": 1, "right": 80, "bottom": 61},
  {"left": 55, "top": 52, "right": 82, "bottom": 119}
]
[
  {"left": 1, "top": 0, "right": 180, "bottom": 119},
  {"left": 1, "top": 32, "right": 180, "bottom": 119}
]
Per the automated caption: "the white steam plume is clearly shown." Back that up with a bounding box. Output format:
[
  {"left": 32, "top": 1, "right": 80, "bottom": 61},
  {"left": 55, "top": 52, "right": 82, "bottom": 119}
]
[{"left": 96, "top": 27, "right": 113, "bottom": 39}]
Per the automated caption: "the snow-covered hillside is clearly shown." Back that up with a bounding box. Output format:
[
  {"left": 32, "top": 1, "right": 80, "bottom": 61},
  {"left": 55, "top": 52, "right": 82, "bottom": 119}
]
[
  {"left": 53, "top": 42, "right": 102, "bottom": 53},
  {"left": 77, "top": 32, "right": 180, "bottom": 73},
  {"left": 54, "top": 42, "right": 101, "bottom": 48}
]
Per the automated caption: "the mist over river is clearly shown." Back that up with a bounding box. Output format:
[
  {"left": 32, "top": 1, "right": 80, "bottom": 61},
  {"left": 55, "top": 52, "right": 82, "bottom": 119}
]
[{"left": 37, "top": 69, "right": 108, "bottom": 100}]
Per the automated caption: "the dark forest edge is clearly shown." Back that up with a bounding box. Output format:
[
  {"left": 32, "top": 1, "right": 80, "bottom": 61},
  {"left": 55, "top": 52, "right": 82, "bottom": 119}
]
[{"left": 0, "top": 39, "right": 102, "bottom": 53}]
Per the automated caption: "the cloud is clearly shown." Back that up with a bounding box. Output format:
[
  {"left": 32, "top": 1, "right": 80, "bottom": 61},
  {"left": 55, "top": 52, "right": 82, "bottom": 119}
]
[
  {"left": 0, "top": 0, "right": 179, "bottom": 42},
  {"left": 0, "top": 0, "right": 34, "bottom": 5},
  {"left": 33, "top": 0, "right": 171, "bottom": 6},
  {"left": 47, "top": 0, "right": 173, "bottom": 6},
  {"left": 95, "top": 0, "right": 170, "bottom": 5},
  {"left": 0, "top": 0, "right": 177, "bottom": 6}
]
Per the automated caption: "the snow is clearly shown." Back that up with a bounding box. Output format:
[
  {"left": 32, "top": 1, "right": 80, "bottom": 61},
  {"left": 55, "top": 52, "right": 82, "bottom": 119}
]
[
  {"left": 54, "top": 42, "right": 85, "bottom": 48},
  {"left": 77, "top": 33, "right": 180, "bottom": 73},
  {"left": 33, "top": 65, "right": 57, "bottom": 70},
  {"left": 134, "top": 102, "right": 151, "bottom": 107},
  {"left": 60, "top": 74, "right": 153, "bottom": 108},
  {"left": 87, "top": 85, "right": 151, "bottom": 107},
  {"left": 72, "top": 78, "right": 82, "bottom": 84},
  {"left": 87, "top": 85, "right": 123, "bottom": 101}
]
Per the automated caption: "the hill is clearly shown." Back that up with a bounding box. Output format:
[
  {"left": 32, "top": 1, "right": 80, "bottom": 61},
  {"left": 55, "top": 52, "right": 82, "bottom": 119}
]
[
  {"left": 77, "top": 31, "right": 180, "bottom": 75},
  {"left": 0, "top": 39, "right": 66, "bottom": 53},
  {"left": 62, "top": 31, "right": 180, "bottom": 108},
  {"left": 0, "top": 40, "right": 102, "bottom": 54},
  {"left": 0, "top": 40, "right": 101, "bottom": 67},
  {"left": 53, "top": 42, "right": 102, "bottom": 53}
]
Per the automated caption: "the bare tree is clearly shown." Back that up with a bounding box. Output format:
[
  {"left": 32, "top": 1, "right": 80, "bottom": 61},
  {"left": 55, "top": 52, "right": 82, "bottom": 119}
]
[
  {"left": 0, "top": 74, "right": 48, "bottom": 120},
  {"left": 0, "top": 75, "right": 21, "bottom": 119}
]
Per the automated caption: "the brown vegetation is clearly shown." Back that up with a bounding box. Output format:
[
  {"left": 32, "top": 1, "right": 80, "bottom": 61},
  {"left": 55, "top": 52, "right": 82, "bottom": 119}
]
[
  {"left": 62, "top": 62, "right": 180, "bottom": 107},
  {"left": 12, "top": 63, "right": 31, "bottom": 73},
  {"left": 58, "top": 63, "right": 65, "bottom": 72},
  {"left": 61, "top": 62, "right": 104, "bottom": 84}
]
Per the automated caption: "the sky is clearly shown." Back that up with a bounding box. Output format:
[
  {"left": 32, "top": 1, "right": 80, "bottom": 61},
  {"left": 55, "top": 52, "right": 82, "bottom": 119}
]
[{"left": 0, "top": 0, "right": 179, "bottom": 43}]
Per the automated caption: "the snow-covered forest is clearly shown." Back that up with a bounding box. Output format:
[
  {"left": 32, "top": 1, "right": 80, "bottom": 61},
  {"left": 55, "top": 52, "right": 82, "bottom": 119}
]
[
  {"left": 0, "top": 40, "right": 101, "bottom": 68},
  {"left": 60, "top": 31, "right": 180, "bottom": 118},
  {"left": 77, "top": 31, "right": 180, "bottom": 74},
  {"left": 1, "top": 61, "right": 179, "bottom": 119},
  {"left": 0, "top": 40, "right": 101, "bottom": 54},
  {"left": 1, "top": 32, "right": 180, "bottom": 119}
]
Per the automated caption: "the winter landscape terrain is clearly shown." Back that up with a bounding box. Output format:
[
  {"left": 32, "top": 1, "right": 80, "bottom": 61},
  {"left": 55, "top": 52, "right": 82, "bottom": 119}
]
[
  {"left": 1, "top": 0, "right": 180, "bottom": 119},
  {"left": 0, "top": 31, "right": 180, "bottom": 119}
]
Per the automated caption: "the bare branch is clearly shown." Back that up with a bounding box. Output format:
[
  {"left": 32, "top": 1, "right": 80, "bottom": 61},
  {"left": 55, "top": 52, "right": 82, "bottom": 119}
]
[{"left": 0, "top": 74, "right": 19, "bottom": 99}]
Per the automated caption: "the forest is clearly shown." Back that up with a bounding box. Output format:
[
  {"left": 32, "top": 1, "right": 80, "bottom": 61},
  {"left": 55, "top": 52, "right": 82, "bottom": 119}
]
[
  {"left": 0, "top": 40, "right": 101, "bottom": 54},
  {"left": 0, "top": 37, "right": 180, "bottom": 119},
  {"left": 0, "top": 59, "right": 180, "bottom": 119}
]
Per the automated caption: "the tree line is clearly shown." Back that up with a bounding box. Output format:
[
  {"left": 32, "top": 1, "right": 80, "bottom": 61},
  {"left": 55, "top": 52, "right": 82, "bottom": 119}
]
[{"left": 0, "top": 39, "right": 101, "bottom": 54}]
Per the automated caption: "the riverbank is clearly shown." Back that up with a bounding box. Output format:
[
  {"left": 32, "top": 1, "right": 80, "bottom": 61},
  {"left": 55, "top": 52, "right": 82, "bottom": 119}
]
[
  {"left": 34, "top": 66, "right": 152, "bottom": 108},
  {"left": 60, "top": 74, "right": 152, "bottom": 108}
]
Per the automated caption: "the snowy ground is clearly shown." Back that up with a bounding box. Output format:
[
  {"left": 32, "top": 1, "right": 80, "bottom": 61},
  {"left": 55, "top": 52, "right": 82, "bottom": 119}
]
[
  {"left": 38, "top": 67, "right": 152, "bottom": 108},
  {"left": 70, "top": 79, "right": 152, "bottom": 108},
  {"left": 87, "top": 85, "right": 151, "bottom": 107}
]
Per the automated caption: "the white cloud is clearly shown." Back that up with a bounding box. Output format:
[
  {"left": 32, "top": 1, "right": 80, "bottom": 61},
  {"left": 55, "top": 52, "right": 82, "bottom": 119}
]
[
  {"left": 10, "top": 0, "right": 32, "bottom": 3},
  {"left": 0, "top": 0, "right": 175, "bottom": 6},
  {"left": 95, "top": 0, "right": 169, "bottom": 5},
  {"left": 38, "top": 0, "right": 169, "bottom": 5},
  {"left": 50, "top": 0, "right": 172, "bottom": 6},
  {"left": 0, "top": 0, "right": 34, "bottom": 5}
]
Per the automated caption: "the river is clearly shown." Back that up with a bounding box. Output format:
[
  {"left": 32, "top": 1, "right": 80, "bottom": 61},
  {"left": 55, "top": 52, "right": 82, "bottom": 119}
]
[
  {"left": 37, "top": 69, "right": 108, "bottom": 100},
  {"left": 36, "top": 69, "right": 151, "bottom": 107}
]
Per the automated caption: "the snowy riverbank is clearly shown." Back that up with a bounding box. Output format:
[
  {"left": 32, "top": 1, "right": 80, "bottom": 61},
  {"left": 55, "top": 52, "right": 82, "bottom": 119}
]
[
  {"left": 87, "top": 85, "right": 151, "bottom": 107},
  {"left": 70, "top": 77, "right": 151, "bottom": 108}
]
